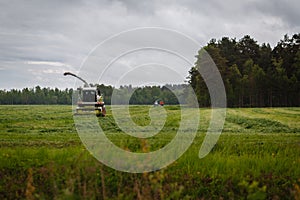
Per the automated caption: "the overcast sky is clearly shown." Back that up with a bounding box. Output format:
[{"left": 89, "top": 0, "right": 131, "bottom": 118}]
[{"left": 0, "top": 0, "right": 299, "bottom": 89}]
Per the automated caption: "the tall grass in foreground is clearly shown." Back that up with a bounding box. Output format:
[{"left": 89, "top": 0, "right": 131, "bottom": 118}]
[{"left": 0, "top": 105, "right": 299, "bottom": 199}]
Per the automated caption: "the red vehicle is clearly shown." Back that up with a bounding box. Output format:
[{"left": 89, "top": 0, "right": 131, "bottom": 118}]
[
  {"left": 159, "top": 100, "right": 164, "bottom": 106},
  {"left": 154, "top": 99, "right": 164, "bottom": 106}
]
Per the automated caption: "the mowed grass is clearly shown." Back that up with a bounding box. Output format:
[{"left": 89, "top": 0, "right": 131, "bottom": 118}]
[{"left": 0, "top": 105, "right": 299, "bottom": 199}]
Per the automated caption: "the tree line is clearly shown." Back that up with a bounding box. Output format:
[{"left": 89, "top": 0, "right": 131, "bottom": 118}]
[
  {"left": 0, "top": 86, "right": 73, "bottom": 105},
  {"left": 0, "top": 84, "right": 185, "bottom": 105},
  {"left": 108, "top": 84, "right": 185, "bottom": 105},
  {"left": 189, "top": 34, "right": 300, "bottom": 107}
]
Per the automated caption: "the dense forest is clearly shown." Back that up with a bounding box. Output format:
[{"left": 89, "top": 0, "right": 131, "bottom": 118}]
[
  {"left": 190, "top": 34, "right": 300, "bottom": 107},
  {"left": 0, "top": 34, "right": 299, "bottom": 107}
]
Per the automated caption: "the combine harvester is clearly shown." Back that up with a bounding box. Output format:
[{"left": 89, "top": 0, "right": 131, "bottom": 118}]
[{"left": 64, "top": 72, "right": 106, "bottom": 117}]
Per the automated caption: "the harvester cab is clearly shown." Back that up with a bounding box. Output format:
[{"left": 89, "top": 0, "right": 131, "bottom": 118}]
[{"left": 63, "top": 72, "right": 106, "bottom": 117}]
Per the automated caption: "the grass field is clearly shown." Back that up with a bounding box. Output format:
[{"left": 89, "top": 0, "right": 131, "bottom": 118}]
[{"left": 0, "top": 105, "right": 299, "bottom": 199}]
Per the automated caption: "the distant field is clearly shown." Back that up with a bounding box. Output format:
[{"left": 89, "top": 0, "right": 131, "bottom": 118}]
[{"left": 0, "top": 105, "right": 299, "bottom": 199}]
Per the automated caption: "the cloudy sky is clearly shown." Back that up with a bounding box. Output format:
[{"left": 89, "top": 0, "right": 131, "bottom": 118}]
[{"left": 0, "top": 0, "right": 299, "bottom": 89}]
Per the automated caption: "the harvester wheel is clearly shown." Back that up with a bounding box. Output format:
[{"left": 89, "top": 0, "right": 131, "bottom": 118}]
[
  {"left": 102, "top": 107, "right": 106, "bottom": 117},
  {"left": 95, "top": 109, "right": 102, "bottom": 117}
]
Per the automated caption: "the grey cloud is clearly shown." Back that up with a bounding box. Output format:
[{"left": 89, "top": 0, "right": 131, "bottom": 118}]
[
  {"left": 0, "top": 0, "right": 299, "bottom": 89},
  {"left": 248, "top": 0, "right": 300, "bottom": 27},
  {"left": 117, "top": 0, "right": 157, "bottom": 15}
]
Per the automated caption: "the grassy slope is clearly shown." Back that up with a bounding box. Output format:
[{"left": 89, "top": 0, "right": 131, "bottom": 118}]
[{"left": 0, "top": 105, "right": 299, "bottom": 199}]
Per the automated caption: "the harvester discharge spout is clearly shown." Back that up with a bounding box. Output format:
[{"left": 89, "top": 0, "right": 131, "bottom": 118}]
[{"left": 63, "top": 72, "right": 89, "bottom": 87}]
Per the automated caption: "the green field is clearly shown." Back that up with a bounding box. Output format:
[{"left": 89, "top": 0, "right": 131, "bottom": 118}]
[{"left": 0, "top": 105, "right": 299, "bottom": 199}]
